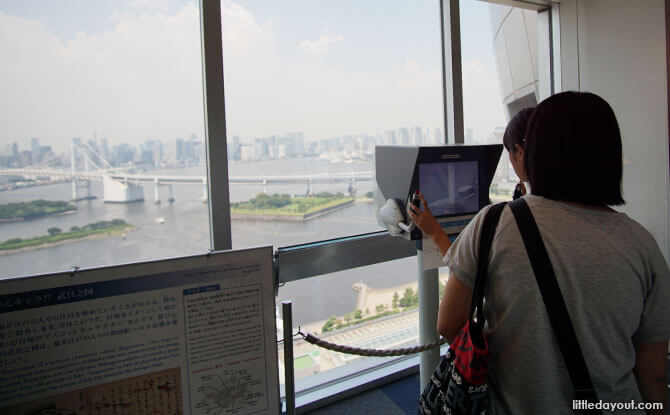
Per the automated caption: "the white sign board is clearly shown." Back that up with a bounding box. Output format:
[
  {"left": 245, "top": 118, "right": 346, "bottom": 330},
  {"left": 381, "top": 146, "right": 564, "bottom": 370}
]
[{"left": 0, "top": 246, "right": 279, "bottom": 415}]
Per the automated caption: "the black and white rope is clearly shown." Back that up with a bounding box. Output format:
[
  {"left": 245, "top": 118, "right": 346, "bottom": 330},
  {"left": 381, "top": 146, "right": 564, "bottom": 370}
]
[{"left": 298, "top": 332, "right": 446, "bottom": 357}]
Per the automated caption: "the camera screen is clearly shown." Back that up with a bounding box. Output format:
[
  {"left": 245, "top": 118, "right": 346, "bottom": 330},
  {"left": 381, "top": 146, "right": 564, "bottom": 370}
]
[{"left": 419, "top": 160, "right": 479, "bottom": 217}]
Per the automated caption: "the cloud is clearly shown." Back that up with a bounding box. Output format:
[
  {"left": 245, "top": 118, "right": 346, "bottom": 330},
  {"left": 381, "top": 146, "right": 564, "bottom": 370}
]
[
  {"left": 228, "top": 57, "right": 444, "bottom": 140},
  {"left": 0, "top": 6, "right": 205, "bottom": 153},
  {"left": 123, "top": 0, "right": 170, "bottom": 12},
  {"left": 0, "top": 1, "right": 504, "bottom": 153},
  {"left": 298, "top": 34, "right": 344, "bottom": 56},
  {"left": 221, "top": 1, "right": 275, "bottom": 58}
]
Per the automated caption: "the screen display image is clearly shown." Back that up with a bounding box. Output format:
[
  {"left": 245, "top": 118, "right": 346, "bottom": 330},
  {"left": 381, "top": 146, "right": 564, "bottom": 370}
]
[{"left": 419, "top": 160, "right": 479, "bottom": 217}]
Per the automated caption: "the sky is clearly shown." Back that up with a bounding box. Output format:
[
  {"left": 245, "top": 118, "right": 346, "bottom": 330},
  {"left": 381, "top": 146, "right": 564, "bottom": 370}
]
[{"left": 0, "top": 0, "right": 506, "bottom": 155}]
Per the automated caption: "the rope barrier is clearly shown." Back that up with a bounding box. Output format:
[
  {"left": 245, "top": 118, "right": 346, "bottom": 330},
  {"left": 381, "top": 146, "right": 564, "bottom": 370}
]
[{"left": 297, "top": 331, "right": 447, "bottom": 357}]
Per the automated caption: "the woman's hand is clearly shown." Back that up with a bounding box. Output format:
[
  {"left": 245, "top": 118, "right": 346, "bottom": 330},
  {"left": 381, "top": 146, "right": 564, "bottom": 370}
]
[
  {"left": 407, "top": 192, "right": 452, "bottom": 257},
  {"left": 407, "top": 192, "right": 440, "bottom": 237}
]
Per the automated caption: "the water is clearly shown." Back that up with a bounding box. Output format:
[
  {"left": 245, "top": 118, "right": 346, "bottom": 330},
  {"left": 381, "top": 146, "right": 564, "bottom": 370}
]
[{"left": 0, "top": 158, "right": 418, "bottom": 325}]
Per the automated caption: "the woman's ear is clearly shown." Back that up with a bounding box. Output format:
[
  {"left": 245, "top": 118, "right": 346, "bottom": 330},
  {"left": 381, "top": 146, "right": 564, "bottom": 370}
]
[{"left": 514, "top": 143, "right": 525, "bottom": 157}]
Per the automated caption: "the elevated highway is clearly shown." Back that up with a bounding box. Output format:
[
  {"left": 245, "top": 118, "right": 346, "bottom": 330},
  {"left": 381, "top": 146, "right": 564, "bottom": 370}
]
[{"left": 0, "top": 168, "right": 374, "bottom": 202}]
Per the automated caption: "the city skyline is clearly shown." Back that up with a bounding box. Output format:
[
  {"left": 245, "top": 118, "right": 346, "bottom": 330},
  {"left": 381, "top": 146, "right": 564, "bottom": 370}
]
[
  {"left": 0, "top": 121, "right": 510, "bottom": 169},
  {"left": 0, "top": 0, "right": 505, "bottom": 156}
]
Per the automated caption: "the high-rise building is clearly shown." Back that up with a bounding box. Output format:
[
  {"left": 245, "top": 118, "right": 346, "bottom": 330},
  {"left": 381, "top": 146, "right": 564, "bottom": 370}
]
[
  {"left": 465, "top": 128, "right": 474, "bottom": 144},
  {"left": 411, "top": 126, "right": 423, "bottom": 145},
  {"left": 30, "top": 137, "right": 40, "bottom": 160},
  {"left": 240, "top": 144, "right": 254, "bottom": 161},
  {"left": 434, "top": 128, "right": 443, "bottom": 144},
  {"left": 254, "top": 137, "right": 270, "bottom": 159},
  {"left": 269, "top": 135, "right": 278, "bottom": 159},
  {"left": 4, "top": 142, "right": 16, "bottom": 157},
  {"left": 228, "top": 136, "right": 241, "bottom": 161},
  {"left": 19, "top": 150, "right": 32, "bottom": 167},
  {"left": 290, "top": 132, "right": 305, "bottom": 155},
  {"left": 100, "top": 138, "right": 110, "bottom": 162},
  {"left": 277, "top": 137, "right": 292, "bottom": 157},
  {"left": 113, "top": 143, "right": 136, "bottom": 165},
  {"left": 384, "top": 130, "right": 397, "bottom": 145},
  {"left": 397, "top": 128, "right": 410, "bottom": 145}
]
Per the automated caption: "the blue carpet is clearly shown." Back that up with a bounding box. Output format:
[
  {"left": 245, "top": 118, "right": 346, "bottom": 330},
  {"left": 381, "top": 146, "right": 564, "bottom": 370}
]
[
  {"left": 380, "top": 374, "right": 421, "bottom": 413},
  {"left": 304, "top": 374, "right": 421, "bottom": 414}
]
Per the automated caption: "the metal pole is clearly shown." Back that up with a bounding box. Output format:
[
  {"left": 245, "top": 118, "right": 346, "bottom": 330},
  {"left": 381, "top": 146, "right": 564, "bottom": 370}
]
[
  {"left": 282, "top": 301, "right": 296, "bottom": 415},
  {"left": 440, "top": 0, "right": 464, "bottom": 144},
  {"left": 417, "top": 244, "right": 440, "bottom": 391},
  {"left": 200, "top": 0, "right": 232, "bottom": 250}
]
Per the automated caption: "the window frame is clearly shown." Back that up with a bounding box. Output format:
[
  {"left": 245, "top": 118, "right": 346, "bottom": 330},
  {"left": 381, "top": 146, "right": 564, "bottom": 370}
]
[{"left": 200, "top": 0, "right": 558, "bottom": 410}]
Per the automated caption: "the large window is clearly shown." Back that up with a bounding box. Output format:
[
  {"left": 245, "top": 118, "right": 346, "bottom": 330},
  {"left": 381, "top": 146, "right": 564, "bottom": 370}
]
[
  {"left": 219, "top": 0, "right": 446, "bottom": 393},
  {"left": 0, "top": 1, "right": 208, "bottom": 277},
  {"left": 221, "top": 0, "right": 445, "bottom": 249},
  {"left": 0, "top": 0, "right": 557, "bottom": 408},
  {"left": 277, "top": 256, "right": 438, "bottom": 392},
  {"left": 460, "top": 0, "right": 551, "bottom": 201}
]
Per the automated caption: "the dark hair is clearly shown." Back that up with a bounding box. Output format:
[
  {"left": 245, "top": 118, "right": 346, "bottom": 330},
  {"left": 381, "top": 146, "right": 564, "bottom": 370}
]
[
  {"left": 524, "top": 91, "right": 625, "bottom": 205},
  {"left": 502, "top": 107, "right": 534, "bottom": 152}
]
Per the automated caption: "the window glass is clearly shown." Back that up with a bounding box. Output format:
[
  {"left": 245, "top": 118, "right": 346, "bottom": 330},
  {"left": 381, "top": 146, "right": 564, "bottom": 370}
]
[
  {"left": 276, "top": 256, "right": 445, "bottom": 393},
  {"left": 221, "top": 0, "right": 444, "bottom": 249},
  {"left": 0, "top": 1, "right": 208, "bottom": 277},
  {"left": 460, "top": 0, "right": 547, "bottom": 201}
]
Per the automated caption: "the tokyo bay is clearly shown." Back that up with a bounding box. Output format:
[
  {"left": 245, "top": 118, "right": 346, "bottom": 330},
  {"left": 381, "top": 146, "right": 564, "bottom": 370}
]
[{"left": 0, "top": 158, "right": 418, "bottom": 326}]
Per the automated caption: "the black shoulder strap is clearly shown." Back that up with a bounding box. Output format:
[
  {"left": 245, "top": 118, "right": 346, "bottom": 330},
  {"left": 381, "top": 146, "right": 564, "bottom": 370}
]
[
  {"left": 509, "top": 198, "right": 600, "bottom": 408},
  {"left": 470, "top": 202, "right": 506, "bottom": 325}
]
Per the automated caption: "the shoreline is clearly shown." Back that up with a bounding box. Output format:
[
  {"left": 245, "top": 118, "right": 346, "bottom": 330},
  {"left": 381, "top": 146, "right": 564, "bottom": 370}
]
[
  {"left": 0, "top": 209, "right": 77, "bottom": 224},
  {"left": 231, "top": 198, "right": 358, "bottom": 222},
  {"left": 0, "top": 227, "right": 135, "bottom": 256},
  {"left": 299, "top": 271, "right": 449, "bottom": 335}
]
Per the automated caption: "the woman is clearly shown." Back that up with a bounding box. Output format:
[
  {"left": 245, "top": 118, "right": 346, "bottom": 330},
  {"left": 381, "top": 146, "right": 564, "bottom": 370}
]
[
  {"left": 409, "top": 91, "right": 670, "bottom": 413},
  {"left": 410, "top": 108, "right": 534, "bottom": 259},
  {"left": 502, "top": 107, "right": 534, "bottom": 200}
]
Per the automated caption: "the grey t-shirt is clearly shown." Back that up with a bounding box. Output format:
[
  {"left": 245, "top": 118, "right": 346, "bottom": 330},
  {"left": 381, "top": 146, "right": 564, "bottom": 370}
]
[{"left": 443, "top": 195, "right": 670, "bottom": 414}]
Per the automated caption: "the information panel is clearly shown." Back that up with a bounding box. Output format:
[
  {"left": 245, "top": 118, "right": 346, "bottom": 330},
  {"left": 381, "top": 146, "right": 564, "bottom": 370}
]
[{"left": 0, "top": 246, "right": 279, "bottom": 415}]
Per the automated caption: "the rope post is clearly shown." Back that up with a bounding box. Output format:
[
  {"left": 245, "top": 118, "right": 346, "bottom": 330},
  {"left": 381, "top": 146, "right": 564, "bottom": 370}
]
[
  {"left": 418, "top": 243, "right": 440, "bottom": 391},
  {"left": 282, "top": 301, "right": 296, "bottom": 415}
]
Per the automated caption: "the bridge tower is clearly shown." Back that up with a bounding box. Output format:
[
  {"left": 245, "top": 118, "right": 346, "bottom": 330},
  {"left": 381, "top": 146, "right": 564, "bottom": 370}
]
[
  {"left": 70, "top": 142, "right": 77, "bottom": 200},
  {"left": 83, "top": 147, "right": 91, "bottom": 199},
  {"left": 167, "top": 185, "right": 175, "bottom": 203},
  {"left": 70, "top": 140, "right": 93, "bottom": 201},
  {"left": 154, "top": 177, "right": 161, "bottom": 204}
]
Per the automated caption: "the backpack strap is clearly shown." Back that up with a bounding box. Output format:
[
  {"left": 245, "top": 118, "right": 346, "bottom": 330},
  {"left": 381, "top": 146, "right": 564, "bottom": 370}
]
[
  {"left": 470, "top": 202, "right": 507, "bottom": 326},
  {"left": 509, "top": 198, "right": 600, "bottom": 410}
]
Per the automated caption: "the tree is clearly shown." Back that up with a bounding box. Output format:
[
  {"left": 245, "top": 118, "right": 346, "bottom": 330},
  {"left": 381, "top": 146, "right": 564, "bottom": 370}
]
[
  {"left": 399, "top": 287, "right": 418, "bottom": 308},
  {"left": 70, "top": 226, "right": 81, "bottom": 232},
  {"left": 354, "top": 309, "right": 363, "bottom": 319},
  {"left": 47, "top": 227, "right": 62, "bottom": 235},
  {"left": 392, "top": 291, "right": 399, "bottom": 309},
  {"left": 322, "top": 316, "right": 337, "bottom": 333},
  {"left": 344, "top": 312, "right": 353, "bottom": 323}
]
